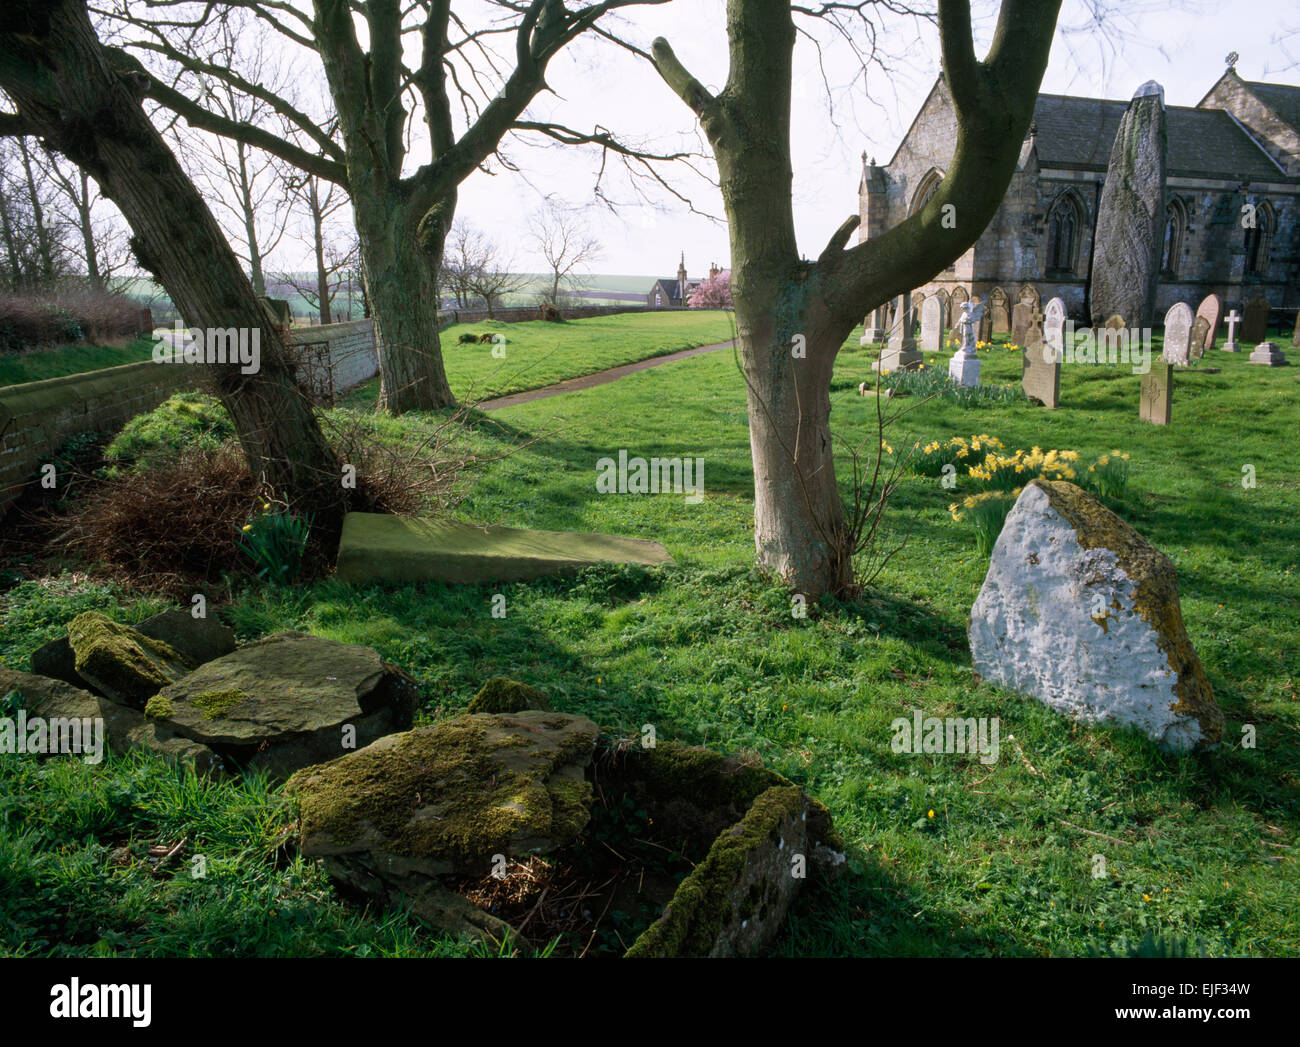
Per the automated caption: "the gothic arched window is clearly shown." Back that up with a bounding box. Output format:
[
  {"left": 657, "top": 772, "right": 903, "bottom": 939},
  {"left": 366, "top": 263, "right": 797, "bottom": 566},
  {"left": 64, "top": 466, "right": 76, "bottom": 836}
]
[
  {"left": 1162, "top": 199, "right": 1188, "bottom": 277},
  {"left": 1045, "top": 192, "right": 1084, "bottom": 274},
  {"left": 1244, "top": 200, "right": 1274, "bottom": 276},
  {"left": 909, "top": 169, "right": 944, "bottom": 216}
]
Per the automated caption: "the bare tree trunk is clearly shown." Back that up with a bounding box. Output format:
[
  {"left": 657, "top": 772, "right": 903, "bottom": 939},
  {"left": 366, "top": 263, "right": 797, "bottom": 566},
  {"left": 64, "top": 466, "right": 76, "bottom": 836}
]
[
  {"left": 653, "top": 0, "right": 1061, "bottom": 597},
  {"left": 17, "top": 137, "right": 56, "bottom": 283},
  {"left": 350, "top": 178, "right": 454, "bottom": 412},
  {"left": 76, "top": 168, "right": 101, "bottom": 290},
  {"left": 309, "top": 178, "right": 331, "bottom": 326},
  {"left": 0, "top": 0, "right": 343, "bottom": 525},
  {"left": 235, "top": 141, "right": 266, "bottom": 297}
]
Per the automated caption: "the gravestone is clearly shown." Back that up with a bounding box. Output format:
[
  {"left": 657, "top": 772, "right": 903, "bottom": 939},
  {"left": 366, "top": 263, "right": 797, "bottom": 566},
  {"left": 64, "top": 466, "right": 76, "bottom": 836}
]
[
  {"left": 1194, "top": 293, "right": 1222, "bottom": 353},
  {"left": 1222, "top": 308, "right": 1241, "bottom": 352},
  {"left": 1248, "top": 341, "right": 1289, "bottom": 367},
  {"left": 1161, "top": 302, "right": 1194, "bottom": 365},
  {"left": 1018, "top": 284, "right": 1041, "bottom": 312},
  {"left": 1189, "top": 317, "right": 1210, "bottom": 363},
  {"left": 989, "top": 288, "right": 1010, "bottom": 336},
  {"left": 949, "top": 286, "right": 968, "bottom": 320},
  {"left": 1140, "top": 363, "right": 1172, "bottom": 425},
  {"left": 1043, "top": 297, "right": 1067, "bottom": 361},
  {"left": 1090, "top": 81, "right": 1166, "bottom": 329},
  {"left": 934, "top": 288, "right": 951, "bottom": 329},
  {"left": 861, "top": 304, "right": 887, "bottom": 345},
  {"left": 873, "top": 291, "right": 922, "bottom": 373},
  {"left": 1242, "top": 294, "right": 1269, "bottom": 343},
  {"left": 949, "top": 299, "right": 982, "bottom": 386},
  {"left": 1293, "top": 309, "right": 1300, "bottom": 348},
  {"left": 1011, "top": 302, "right": 1033, "bottom": 347},
  {"left": 1022, "top": 305, "right": 1060, "bottom": 408},
  {"left": 1102, "top": 314, "right": 1127, "bottom": 359},
  {"left": 975, "top": 295, "right": 992, "bottom": 343},
  {"left": 919, "top": 295, "right": 944, "bottom": 353}
]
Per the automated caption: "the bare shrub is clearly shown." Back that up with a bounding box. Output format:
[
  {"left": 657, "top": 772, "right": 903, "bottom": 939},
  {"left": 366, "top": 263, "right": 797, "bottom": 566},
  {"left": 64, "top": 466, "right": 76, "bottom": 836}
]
[{"left": 55, "top": 444, "right": 255, "bottom": 596}]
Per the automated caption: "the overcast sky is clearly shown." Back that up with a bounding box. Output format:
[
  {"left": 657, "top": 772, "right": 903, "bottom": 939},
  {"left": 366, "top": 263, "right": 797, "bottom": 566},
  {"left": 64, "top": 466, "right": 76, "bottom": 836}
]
[
  {"left": 436, "top": 0, "right": 1298, "bottom": 281},
  {"left": 174, "top": 0, "right": 1295, "bottom": 282}
]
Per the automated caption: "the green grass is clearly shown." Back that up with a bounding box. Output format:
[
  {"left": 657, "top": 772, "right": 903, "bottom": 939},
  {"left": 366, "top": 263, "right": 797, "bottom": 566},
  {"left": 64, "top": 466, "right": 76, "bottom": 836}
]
[
  {"left": 344, "top": 310, "right": 735, "bottom": 408},
  {"left": 2, "top": 325, "right": 1297, "bottom": 958},
  {"left": 0, "top": 337, "right": 155, "bottom": 388}
]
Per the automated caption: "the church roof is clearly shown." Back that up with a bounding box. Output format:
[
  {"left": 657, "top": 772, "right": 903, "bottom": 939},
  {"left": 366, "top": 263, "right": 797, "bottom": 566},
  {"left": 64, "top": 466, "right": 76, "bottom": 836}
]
[
  {"left": 1243, "top": 80, "right": 1300, "bottom": 131},
  {"left": 1031, "top": 93, "right": 1292, "bottom": 182}
]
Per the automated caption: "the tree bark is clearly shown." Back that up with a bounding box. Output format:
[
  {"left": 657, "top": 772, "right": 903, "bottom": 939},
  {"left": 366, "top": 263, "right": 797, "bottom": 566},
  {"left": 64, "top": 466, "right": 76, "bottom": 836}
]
[
  {"left": 654, "top": 0, "right": 1061, "bottom": 597},
  {"left": 0, "top": 0, "right": 343, "bottom": 525}
]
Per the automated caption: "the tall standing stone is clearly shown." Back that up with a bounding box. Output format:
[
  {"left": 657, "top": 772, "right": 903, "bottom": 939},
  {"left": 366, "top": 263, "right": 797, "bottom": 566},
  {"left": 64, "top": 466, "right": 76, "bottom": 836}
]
[
  {"left": 1090, "top": 81, "right": 1167, "bottom": 329},
  {"left": 919, "top": 295, "right": 943, "bottom": 353},
  {"left": 1194, "top": 293, "right": 1222, "bottom": 354},
  {"left": 1242, "top": 293, "right": 1269, "bottom": 343},
  {"left": 1292, "top": 309, "right": 1300, "bottom": 348},
  {"left": 1161, "top": 302, "right": 1194, "bottom": 365}
]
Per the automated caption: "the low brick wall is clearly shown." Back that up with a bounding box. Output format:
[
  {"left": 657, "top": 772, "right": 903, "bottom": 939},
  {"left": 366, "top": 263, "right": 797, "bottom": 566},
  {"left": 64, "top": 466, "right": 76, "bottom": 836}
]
[
  {"left": 0, "top": 306, "right": 673, "bottom": 516},
  {"left": 287, "top": 319, "right": 378, "bottom": 400},
  {"left": 0, "top": 359, "right": 200, "bottom": 512}
]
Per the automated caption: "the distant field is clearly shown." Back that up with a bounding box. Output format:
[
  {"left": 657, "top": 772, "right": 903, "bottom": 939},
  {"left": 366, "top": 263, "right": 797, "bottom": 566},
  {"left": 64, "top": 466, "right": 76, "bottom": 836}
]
[
  {"left": 0, "top": 339, "right": 155, "bottom": 388},
  {"left": 115, "top": 274, "right": 660, "bottom": 318},
  {"left": 344, "top": 310, "right": 735, "bottom": 406}
]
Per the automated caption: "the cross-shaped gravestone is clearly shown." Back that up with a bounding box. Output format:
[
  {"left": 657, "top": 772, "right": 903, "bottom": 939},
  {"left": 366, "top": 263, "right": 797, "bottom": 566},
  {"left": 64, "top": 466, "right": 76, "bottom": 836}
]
[
  {"left": 1022, "top": 304, "right": 1060, "bottom": 408},
  {"left": 1223, "top": 309, "right": 1241, "bottom": 353}
]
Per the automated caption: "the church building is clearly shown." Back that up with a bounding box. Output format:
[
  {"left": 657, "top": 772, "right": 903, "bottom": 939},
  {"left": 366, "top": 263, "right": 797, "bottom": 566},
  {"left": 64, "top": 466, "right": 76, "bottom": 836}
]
[{"left": 857, "top": 63, "right": 1299, "bottom": 328}]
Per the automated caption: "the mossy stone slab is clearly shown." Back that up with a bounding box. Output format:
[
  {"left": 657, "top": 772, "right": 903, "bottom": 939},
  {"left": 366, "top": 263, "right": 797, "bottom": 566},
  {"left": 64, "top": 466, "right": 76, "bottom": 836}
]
[
  {"left": 146, "top": 632, "right": 416, "bottom": 775},
  {"left": 67, "top": 611, "right": 194, "bottom": 708},
  {"left": 288, "top": 711, "right": 599, "bottom": 876},
  {"left": 335, "top": 513, "right": 672, "bottom": 585},
  {"left": 0, "top": 667, "right": 220, "bottom": 773}
]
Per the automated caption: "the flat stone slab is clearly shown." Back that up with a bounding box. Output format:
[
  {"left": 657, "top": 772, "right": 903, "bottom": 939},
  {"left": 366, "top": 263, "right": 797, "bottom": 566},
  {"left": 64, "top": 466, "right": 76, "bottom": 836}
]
[
  {"left": 145, "top": 632, "right": 416, "bottom": 775},
  {"left": 336, "top": 513, "right": 673, "bottom": 585}
]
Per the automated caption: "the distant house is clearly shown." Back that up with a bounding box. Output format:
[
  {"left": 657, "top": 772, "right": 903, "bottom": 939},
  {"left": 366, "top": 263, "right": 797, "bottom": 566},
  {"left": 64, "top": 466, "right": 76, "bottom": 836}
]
[{"left": 647, "top": 255, "right": 722, "bottom": 307}]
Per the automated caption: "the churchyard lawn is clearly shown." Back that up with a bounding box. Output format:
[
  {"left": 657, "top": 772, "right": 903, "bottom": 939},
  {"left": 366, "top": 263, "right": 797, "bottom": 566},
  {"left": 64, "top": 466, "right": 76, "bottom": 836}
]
[{"left": 1, "top": 327, "right": 1296, "bottom": 957}]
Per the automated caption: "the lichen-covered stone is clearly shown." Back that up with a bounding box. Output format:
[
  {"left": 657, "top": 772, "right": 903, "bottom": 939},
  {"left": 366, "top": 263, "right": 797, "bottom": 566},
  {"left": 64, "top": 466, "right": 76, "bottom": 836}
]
[
  {"left": 147, "top": 632, "right": 416, "bottom": 775},
  {"left": 66, "top": 611, "right": 194, "bottom": 708},
  {"left": 467, "top": 677, "right": 550, "bottom": 714},
  {"left": 288, "top": 711, "right": 598, "bottom": 876},
  {"left": 969, "top": 479, "right": 1223, "bottom": 751},
  {"left": 0, "top": 667, "right": 220, "bottom": 773},
  {"left": 614, "top": 742, "right": 844, "bottom": 958}
]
